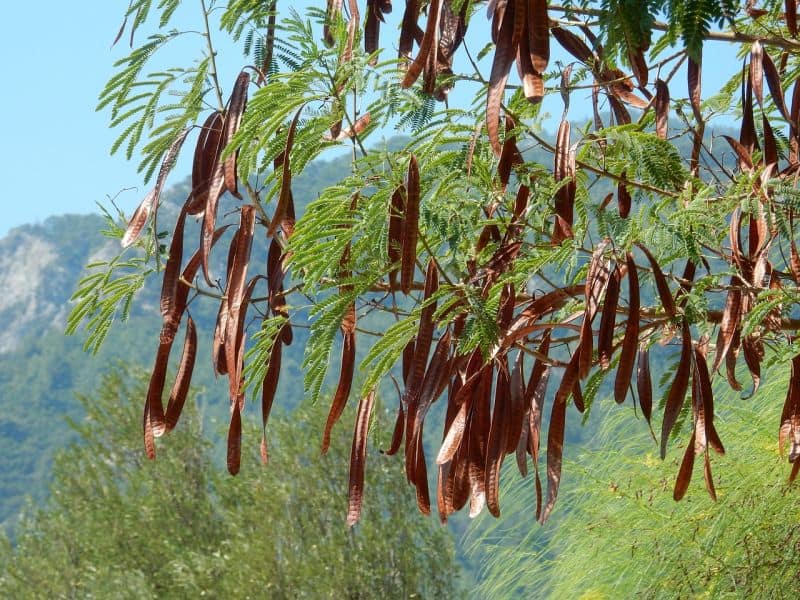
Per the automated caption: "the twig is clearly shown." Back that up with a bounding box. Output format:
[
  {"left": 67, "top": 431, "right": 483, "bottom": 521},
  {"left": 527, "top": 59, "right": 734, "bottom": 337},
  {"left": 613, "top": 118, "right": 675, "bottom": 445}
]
[
  {"left": 200, "top": 0, "right": 225, "bottom": 110},
  {"left": 548, "top": 4, "right": 800, "bottom": 53}
]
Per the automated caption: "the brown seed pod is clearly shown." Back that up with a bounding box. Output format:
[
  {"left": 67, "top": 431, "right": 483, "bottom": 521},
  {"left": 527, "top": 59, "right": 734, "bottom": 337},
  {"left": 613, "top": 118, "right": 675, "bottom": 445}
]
[
  {"left": 269, "top": 107, "right": 304, "bottom": 237},
  {"left": 164, "top": 316, "right": 197, "bottom": 432},
  {"left": 347, "top": 390, "right": 376, "bottom": 527},
  {"left": 541, "top": 349, "right": 579, "bottom": 523},
  {"left": 400, "top": 155, "right": 421, "bottom": 294},
  {"left": 655, "top": 79, "right": 669, "bottom": 139},
  {"left": 486, "top": 0, "right": 517, "bottom": 156},
  {"left": 614, "top": 255, "right": 639, "bottom": 404},
  {"left": 401, "top": 0, "right": 441, "bottom": 89},
  {"left": 222, "top": 71, "right": 250, "bottom": 199},
  {"left": 121, "top": 189, "right": 156, "bottom": 249},
  {"left": 661, "top": 322, "right": 692, "bottom": 459}
]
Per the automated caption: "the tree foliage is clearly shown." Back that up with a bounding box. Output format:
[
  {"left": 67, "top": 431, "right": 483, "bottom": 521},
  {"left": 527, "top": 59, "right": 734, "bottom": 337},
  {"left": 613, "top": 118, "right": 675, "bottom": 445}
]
[
  {"left": 70, "top": 0, "right": 800, "bottom": 526},
  {"left": 0, "top": 368, "right": 458, "bottom": 597}
]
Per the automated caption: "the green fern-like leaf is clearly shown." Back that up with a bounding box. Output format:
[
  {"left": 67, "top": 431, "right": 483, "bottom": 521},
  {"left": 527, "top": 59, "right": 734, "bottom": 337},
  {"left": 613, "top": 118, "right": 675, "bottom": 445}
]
[
  {"left": 66, "top": 256, "right": 151, "bottom": 355},
  {"left": 242, "top": 315, "right": 289, "bottom": 398}
]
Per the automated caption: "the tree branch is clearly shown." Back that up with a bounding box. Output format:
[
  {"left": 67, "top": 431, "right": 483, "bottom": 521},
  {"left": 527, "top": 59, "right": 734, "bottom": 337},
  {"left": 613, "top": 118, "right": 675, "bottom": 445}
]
[
  {"left": 200, "top": 0, "right": 225, "bottom": 110},
  {"left": 549, "top": 4, "right": 800, "bottom": 52}
]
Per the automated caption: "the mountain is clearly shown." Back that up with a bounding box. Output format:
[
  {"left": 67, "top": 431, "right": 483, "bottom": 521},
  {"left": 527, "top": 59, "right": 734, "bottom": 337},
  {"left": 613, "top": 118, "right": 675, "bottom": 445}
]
[
  {"left": 0, "top": 215, "right": 108, "bottom": 353},
  {"left": 0, "top": 211, "right": 201, "bottom": 529},
  {"left": 0, "top": 143, "right": 375, "bottom": 529}
]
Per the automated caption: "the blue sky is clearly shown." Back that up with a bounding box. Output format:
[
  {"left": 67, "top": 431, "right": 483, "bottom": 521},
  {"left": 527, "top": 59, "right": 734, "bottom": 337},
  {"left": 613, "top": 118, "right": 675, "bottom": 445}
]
[
  {"left": 1, "top": 3, "right": 143, "bottom": 235},
  {"left": 0, "top": 2, "right": 242, "bottom": 236},
  {"left": 0, "top": 3, "right": 737, "bottom": 237}
]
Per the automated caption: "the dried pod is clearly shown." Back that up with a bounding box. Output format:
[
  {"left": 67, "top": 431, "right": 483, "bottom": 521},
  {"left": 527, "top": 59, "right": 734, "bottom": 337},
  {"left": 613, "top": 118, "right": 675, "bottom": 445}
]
[
  {"left": 655, "top": 79, "right": 669, "bottom": 139},
  {"left": 347, "top": 390, "right": 375, "bottom": 527},
  {"left": 400, "top": 155, "right": 421, "bottom": 294},
  {"left": 222, "top": 71, "right": 250, "bottom": 199},
  {"left": 121, "top": 189, "right": 156, "bottom": 248}
]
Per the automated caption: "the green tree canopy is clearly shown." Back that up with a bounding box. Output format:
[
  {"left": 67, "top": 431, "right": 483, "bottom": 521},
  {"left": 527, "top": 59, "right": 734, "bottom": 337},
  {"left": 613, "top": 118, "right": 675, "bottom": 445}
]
[
  {"left": 0, "top": 368, "right": 458, "bottom": 597},
  {"left": 70, "top": 0, "right": 800, "bottom": 527}
]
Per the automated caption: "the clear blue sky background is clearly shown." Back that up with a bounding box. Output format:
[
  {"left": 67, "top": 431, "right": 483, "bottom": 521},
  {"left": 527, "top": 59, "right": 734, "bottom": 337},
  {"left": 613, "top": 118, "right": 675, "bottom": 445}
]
[
  {"left": 0, "top": 2, "right": 244, "bottom": 237},
  {"left": 0, "top": 3, "right": 737, "bottom": 237},
  {"left": 1, "top": 3, "right": 152, "bottom": 236}
]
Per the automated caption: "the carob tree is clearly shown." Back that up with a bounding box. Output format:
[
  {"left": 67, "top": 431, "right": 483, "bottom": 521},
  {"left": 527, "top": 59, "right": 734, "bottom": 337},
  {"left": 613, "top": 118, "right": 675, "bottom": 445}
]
[{"left": 72, "top": 0, "right": 800, "bottom": 526}]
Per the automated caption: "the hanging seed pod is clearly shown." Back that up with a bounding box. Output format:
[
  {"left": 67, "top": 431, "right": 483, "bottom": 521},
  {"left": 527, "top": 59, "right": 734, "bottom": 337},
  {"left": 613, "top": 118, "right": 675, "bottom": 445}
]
[{"left": 400, "top": 155, "right": 420, "bottom": 294}]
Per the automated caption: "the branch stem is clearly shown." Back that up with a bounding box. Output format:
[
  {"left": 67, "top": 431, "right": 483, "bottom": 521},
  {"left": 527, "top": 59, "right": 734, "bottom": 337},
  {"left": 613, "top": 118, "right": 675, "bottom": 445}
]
[
  {"left": 548, "top": 4, "right": 800, "bottom": 52},
  {"left": 200, "top": 0, "right": 225, "bottom": 110}
]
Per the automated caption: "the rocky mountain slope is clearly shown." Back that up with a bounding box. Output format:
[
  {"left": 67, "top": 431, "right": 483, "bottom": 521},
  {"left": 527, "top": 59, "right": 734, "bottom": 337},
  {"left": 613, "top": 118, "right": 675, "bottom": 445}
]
[
  {"left": 0, "top": 211, "right": 176, "bottom": 527},
  {"left": 0, "top": 215, "right": 113, "bottom": 354}
]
